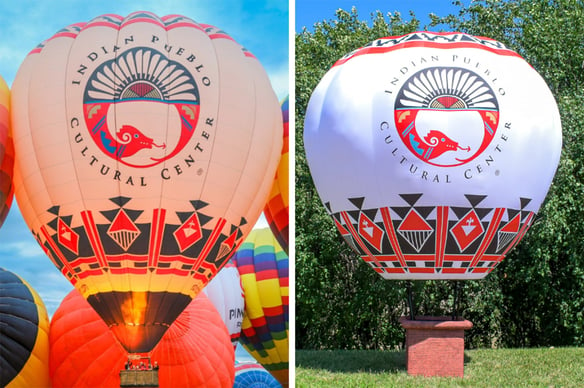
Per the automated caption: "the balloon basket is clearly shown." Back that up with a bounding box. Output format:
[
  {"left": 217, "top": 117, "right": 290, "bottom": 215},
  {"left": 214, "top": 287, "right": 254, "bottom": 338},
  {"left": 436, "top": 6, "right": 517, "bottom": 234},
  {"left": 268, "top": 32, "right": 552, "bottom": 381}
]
[
  {"left": 399, "top": 316, "right": 473, "bottom": 378},
  {"left": 120, "top": 354, "right": 159, "bottom": 387}
]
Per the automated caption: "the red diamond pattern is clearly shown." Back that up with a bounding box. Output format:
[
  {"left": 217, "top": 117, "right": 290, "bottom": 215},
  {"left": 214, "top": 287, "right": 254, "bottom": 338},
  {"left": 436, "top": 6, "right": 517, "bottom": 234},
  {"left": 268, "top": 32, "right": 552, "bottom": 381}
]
[
  {"left": 358, "top": 212, "right": 384, "bottom": 252},
  {"left": 58, "top": 218, "right": 79, "bottom": 255},
  {"left": 174, "top": 213, "right": 203, "bottom": 251},
  {"left": 451, "top": 210, "right": 484, "bottom": 252}
]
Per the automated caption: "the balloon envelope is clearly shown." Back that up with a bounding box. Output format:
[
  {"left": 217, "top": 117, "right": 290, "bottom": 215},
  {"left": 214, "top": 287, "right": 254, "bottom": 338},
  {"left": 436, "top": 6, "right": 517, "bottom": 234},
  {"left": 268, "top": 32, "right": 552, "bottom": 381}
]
[
  {"left": 202, "top": 259, "right": 245, "bottom": 350},
  {"left": 0, "top": 75, "right": 14, "bottom": 229},
  {"left": 233, "top": 228, "right": 289, "bottom": 387},
  {"left": 304, "top": 31, "right": 562, "bottom": 280},
  {"left": 264, "top": 96, "right": 289, "bottom": 253},
  {"left": 0, "top": 268, "right": 50, "bottom": 388},
  {"left": 49, "top": 289, "right": 234, "bottom": 387},
  {"left": 234, "top": 362, "right": 282, "bottom": 388},
  {"left": 11, "top": 12, "right": 281, "bottom": 353}
]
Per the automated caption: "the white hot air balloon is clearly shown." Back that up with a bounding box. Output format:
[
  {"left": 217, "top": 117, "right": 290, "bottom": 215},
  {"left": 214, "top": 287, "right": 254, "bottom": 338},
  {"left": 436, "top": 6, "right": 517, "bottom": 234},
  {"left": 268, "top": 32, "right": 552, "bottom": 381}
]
[
  {"left": 304, "top": 31, "right": 562, "bottom": 280},
  {"left": 203, "top": 260, "right": 244, "bottom": 350}
]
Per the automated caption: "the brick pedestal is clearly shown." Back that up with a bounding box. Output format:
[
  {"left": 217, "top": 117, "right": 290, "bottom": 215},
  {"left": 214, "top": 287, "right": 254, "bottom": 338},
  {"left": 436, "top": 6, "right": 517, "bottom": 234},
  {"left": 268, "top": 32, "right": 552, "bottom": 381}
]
[{"left": 400, "top": 316, "right": 473, "bottom": 378}]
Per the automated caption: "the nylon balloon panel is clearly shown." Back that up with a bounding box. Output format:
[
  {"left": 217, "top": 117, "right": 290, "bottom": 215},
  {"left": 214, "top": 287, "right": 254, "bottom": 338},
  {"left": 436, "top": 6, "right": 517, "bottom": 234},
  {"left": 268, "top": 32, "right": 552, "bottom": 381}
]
[
  {"left": 264, "top": 96, "right": 290, "bottom": 253},
  {"left": 11, "top": 12, "right": 281, "bottom": 354},
  {"left": 234, "top": 362, "right": 281, "bottom": 388},
  {"left": 50, "top": 289, "right": 235, "bottom": 388},
  {"left": 330, "top": 193, "right": 535, "bottom": 279},
  {"left": 202, "top": 261, "right": 245, "bottom": 351},
  {"left": 304, "top": 32, "right": 562, "bottom": 280},
  {"left": 0, "top": 268, "right": 50, "bottom": 388},
  {"left": 234, "top": 228, "right": 288, "bottom": 387},
  {"left": 0, "top": 76, "right": 14, "bottom": 229}
]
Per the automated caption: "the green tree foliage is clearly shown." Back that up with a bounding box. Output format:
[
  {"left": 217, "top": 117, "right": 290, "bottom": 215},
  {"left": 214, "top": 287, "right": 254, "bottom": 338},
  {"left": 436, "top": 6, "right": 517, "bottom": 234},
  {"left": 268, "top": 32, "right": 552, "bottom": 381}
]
[
  {"left": 296, "top": 1, "right": 584, "bottom": 349},
  {"left": 295, "top": 8, "right": 421, "bottom": 350}
]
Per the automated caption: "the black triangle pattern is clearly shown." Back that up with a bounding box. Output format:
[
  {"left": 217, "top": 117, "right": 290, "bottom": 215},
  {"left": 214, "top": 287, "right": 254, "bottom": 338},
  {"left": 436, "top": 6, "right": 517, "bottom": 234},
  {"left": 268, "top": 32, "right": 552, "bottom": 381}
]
[
  {"left": 348, "top": 197, "right": 366, "bottom": 210},
  {"left": 330, "top": 193, "right": 536, "bottom": 278}
]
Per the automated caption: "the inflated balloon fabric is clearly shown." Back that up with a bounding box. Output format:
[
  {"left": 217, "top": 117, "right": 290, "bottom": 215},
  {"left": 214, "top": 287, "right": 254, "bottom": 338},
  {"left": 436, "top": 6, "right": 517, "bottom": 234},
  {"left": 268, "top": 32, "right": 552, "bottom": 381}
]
[
  {"left": 234, "top": 362, "right": 282, "bottom": 388},
  {"left": 304, "top": 31, "right": 562, "bottom": 280},
  {"left": 233, "top": 228, "right": 289, "bottom": 387},
  {"left": 11, "top": 12, "right": 282, "bottom": 353},
  {"left": 203, "top": 259, "right": 244, "bottom": 350},
  {"left": 0, "top": 268, "right": 50, "bottom": 388},
  {"left": 49, "top": 289, "right": 234, "bottom": 387},
  {"left": 0, "top": 75, "right": 14, "bottom": 228},
  {"left": 264, "top": 96, "right": 289, "bottom": 253}
]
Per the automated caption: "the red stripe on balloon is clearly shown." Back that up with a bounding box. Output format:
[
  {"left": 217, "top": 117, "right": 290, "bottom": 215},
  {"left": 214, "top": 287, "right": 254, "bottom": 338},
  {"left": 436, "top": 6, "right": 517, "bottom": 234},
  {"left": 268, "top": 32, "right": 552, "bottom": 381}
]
[
  {"left": 379, "top": 207, "right": 407, "bottom": 268},
  {"left": 470, "top": 207, "right": 505, "bottom": 268},
  {"left": 435, "top": 206, "right": 449, "bottom": 268},
  {"left": 340, "top": 211, "right": 384, "bottom": 269},
  {"left": 190, "top": 217, "right": 227, "bottom": 273},
  {"left": 148, "top": 208, "right": 166, "bottom": 268},
  {"left": 40, "top": 226, "right": 77, "bottom": 279},
  {"left": 81, "top": 210, "right": 108, "bottom": 268},
  {"left": 334, "top": 40, "right": 522, "bottom": 67}
]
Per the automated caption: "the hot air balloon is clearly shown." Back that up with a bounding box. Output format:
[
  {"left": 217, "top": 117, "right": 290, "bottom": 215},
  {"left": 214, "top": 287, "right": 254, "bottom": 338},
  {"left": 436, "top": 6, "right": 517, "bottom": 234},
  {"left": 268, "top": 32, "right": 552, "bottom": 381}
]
[
  {"left": 0, "top": 268, "right": 50, "bottom": 388},
  {"left": 233, "top": 228, "right": 289, "bottom": 387},
  {"left": 303, "top": 31, "right": 562, "bottom": 280},
  {"left": 202, "top": 259, "right": 245, "bottom": 350},
  {"left": 49, "top": 288, "right": 234, "bottom": 387},
  {"left": 263, "top": 96, "right": 289, "bottom": 253},
  {"left": 11, "top": 11, "right": 282, "bottom": 357},
  {"left": 0, "top": 75, "right": 14, "bottom": 228},
  {"left": 234, "top": 362, "right": 282, "bottom": 388}
]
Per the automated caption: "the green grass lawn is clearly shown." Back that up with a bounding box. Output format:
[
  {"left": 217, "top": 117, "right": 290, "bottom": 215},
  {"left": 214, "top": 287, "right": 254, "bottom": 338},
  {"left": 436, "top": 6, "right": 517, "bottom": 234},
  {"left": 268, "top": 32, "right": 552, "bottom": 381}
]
[{"left": 296, "top": 347, "right": 584, "bottom": 387}]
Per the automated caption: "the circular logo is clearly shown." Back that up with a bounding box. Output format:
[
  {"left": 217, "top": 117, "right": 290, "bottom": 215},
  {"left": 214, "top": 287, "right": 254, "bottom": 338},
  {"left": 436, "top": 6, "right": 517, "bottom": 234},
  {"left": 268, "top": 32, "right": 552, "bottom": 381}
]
[
  {"left": 83, "top": 47, "right": 200, "bottom": 168},
  {"left": 394, "top": 67, "right": 499, "bottom": 167}
]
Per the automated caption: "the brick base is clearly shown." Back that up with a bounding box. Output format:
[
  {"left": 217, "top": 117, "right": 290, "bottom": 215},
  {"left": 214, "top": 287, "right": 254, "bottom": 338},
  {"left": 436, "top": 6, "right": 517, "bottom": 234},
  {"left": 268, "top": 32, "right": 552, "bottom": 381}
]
[{"left": 400, "top": 316, "right": 473, "bottom": 378}]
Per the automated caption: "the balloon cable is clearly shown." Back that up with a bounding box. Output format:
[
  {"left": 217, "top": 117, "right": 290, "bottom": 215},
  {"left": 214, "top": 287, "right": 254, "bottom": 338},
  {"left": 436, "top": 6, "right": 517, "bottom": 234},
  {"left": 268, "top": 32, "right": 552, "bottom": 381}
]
[
  {"left": 406, "top": 281, "right": 415, "bottom": 320},
  {"left": 452, "top": 281, "right": 461, "bottom": 320}
]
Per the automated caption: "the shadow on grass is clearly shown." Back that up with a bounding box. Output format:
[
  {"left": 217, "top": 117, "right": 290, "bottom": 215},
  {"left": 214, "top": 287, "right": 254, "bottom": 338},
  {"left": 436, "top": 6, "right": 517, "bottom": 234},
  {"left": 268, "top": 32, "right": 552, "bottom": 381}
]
[{"left": 296, "top": 349, "right": 474, "bottom": 374}]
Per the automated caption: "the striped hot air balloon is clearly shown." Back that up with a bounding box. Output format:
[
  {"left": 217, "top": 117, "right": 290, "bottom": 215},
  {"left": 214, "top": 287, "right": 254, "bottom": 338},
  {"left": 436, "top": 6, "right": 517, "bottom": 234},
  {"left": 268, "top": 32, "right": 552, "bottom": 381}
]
[
  {"left": 0, "top": 268, "right": 50, "bottom": 388},
  {"left": 263, "top": 96, "right": 289, "bottom": 253},
  {"left": 11, "top": 12, "right": 281, "bottom": 355},
  {"left": 233, "top": 228, "right": 288, "bottom": 387}
]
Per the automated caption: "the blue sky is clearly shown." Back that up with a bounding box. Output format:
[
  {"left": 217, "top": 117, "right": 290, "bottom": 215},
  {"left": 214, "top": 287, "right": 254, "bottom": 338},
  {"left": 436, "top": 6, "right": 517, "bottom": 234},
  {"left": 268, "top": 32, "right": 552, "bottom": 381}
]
[
  {"left": 0, "top": 0, "right": 288, "bottom": 324},
  {"left": 295, "top": 0, "right": 462, "bottom": 32}
]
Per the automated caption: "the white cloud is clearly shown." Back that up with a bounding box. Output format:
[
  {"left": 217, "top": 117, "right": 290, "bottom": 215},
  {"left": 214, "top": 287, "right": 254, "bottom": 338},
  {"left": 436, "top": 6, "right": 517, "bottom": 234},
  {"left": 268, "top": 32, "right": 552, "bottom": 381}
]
[
  {"left": 269, "top": 62, "right": 291, "bottom": 100},
  {"left": 0, "top": 240, "right": 44, "bottom": 258}
]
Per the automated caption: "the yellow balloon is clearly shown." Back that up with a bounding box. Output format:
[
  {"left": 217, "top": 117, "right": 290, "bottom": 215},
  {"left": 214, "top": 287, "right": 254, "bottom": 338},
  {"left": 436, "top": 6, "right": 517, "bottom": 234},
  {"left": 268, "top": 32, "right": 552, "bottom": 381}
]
[
  {"left": 1, "top": 268, "right": 50, "bottom": 388},
  {"left": 233, "top": 228, "right": 289, "bottom": 387}
]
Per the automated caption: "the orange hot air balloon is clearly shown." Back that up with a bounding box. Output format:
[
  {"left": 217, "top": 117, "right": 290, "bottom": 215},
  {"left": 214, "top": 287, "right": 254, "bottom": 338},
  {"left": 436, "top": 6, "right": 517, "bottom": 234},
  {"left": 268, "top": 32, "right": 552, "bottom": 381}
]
[
  {"left": 50, "top": 289, "right": 234, "bottom": 388},
  {"left": 0, "top": 268, "right": 50, "bottom": 388},
  {"left": 11, "top": 12, "right": 282, "bottom": 355},
  {"left": 0, "top": 75, "right": 14, "bottom": 228},
  {"left": 264, "top": 96, "right": 289, "bottom": 253}
]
